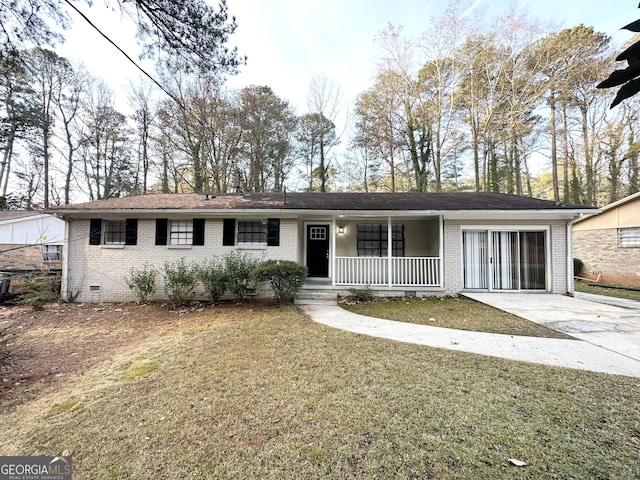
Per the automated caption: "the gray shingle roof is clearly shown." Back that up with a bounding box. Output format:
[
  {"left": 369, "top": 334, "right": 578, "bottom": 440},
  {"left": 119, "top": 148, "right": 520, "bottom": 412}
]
[{"left": 48, "top": 192, "right": 596, "bottom": 213}]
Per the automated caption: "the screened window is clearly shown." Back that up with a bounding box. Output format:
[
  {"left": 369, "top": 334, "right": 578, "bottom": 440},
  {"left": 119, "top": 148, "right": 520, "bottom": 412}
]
[
  {"left": 238, "top": 220, "right": 267, "bottom": 244},
  {"left": 357, "top": 224, "right": 404, "bottom": 257},
  {"left": 170, "top": 220, "right": 193, "bottom": 245},
  {"left": 104, "top": 220, "right": 126, "bottom": 245},
  {"left": 619, "top": 227, "right": 640, "bottom": 247}
]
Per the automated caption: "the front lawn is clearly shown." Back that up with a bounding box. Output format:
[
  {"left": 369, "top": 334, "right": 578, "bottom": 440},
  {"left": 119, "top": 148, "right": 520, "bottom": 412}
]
[
  {"left": 575, "top": 280, "right": 640, "bottom": 302},
  {"left": 0, "top": 303, "right": 638, "bottom": 479},
  {"left": 341, "top": 296, "right": 572, "bottom": 338}
]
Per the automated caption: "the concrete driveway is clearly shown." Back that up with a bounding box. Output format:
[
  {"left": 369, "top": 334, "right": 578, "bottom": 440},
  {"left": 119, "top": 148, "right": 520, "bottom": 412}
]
[{"left": 464, "top": 292, "right": 640, "bottom": 363}]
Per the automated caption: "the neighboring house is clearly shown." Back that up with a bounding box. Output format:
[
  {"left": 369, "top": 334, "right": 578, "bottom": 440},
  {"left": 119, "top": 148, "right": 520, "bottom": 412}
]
[
  {"left": 49, "top": 192, "right": 596, "bottom": 303},
  {"left": 573, "top": 191, "right": 640, "bottom": 286},
  {"left": 0, "top": 211, "right": 65, "bottom": 294}
]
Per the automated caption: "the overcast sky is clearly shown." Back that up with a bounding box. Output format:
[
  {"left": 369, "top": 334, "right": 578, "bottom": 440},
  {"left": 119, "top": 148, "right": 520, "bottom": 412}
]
[{"left": 58, "top": 0, "right": 637, "bottom": 127}]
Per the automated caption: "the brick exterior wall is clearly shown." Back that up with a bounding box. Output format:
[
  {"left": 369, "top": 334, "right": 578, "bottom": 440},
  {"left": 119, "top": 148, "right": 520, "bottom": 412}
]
[
  {"left": 443, "top": 219, "right": 569, "bottom": 295},
  {"left": 64, "top": 218, "right": 299, "bottom": 302},
  {"left": 63, "top": 215, "right": 573, "bottom": 302},
  {"left": 573, "top": 228, "right": 640, "bottom": 286}
]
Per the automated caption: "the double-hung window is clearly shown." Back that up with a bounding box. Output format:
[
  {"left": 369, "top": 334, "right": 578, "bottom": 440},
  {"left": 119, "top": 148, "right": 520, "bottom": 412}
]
[
  {"left": 103, "top": 220, "right": 126, "bottom": 245},
  {"left": 357, "top": 224, "right": 405, "bottom": 257},
  {"left": 619, "top": 227, "right": 640, "bottom": 247},
  {"left": 237, "top": 220, "right": 268, "bottom": 244},
  {"left": 170, "top": 220, "right": 193, "bottom": 245}
]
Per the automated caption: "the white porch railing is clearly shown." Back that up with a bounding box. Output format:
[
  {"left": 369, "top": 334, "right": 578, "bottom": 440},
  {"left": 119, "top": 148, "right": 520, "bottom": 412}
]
[{"left": 334, "top": 257, "right": 441, "bottom": 287}]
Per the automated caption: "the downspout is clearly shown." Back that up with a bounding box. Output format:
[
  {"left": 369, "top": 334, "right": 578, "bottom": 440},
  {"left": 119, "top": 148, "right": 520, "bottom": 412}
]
[
  {"left": 566, "top": 221, "right": 574, "bottom": 295},
  {"left": 61, "top": 216, "right": 71, "bottom": 301}
]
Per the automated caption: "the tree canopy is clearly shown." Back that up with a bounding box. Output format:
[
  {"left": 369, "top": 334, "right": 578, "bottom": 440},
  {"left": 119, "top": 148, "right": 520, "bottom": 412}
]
[{"left": 0, "top": 0, "right": 243, "bottom": 74}]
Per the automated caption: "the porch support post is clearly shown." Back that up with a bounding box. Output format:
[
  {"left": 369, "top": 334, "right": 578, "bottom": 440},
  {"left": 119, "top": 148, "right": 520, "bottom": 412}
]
[
  {"left": 439, "top": 215, "right": 444, "bottom": 288},
  {"left": 331, "top": 217, "right": 336, "bottom": 286},
  {"left": 388, "top": 216, "right": 393, "bottom": 287}
]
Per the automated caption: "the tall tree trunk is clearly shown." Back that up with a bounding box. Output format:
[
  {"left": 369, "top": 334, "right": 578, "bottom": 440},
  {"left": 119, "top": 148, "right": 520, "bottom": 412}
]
[
  {"left": 562, "top": 103, "right": 570, "bottom": 202},
  {"left": 549, "top": 93, "right": 559, "bottom": 201},
  {"left": 0, "top": 125, "right": 16, "bottom": 197},
  {"left": 471, "top": 120, "right": 480, "bottom": 192},
  {"left": 42, "top": 118, "right": 50, "bottom": 207},
  {"left": 580, "top": 106, "right": 594, "bottom": 204}
]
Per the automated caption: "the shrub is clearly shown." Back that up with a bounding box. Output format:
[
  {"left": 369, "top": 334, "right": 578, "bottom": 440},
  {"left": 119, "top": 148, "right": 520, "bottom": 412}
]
[
  {"left": 125, "top": 263, "right": 158, "bottom": 302},
  {"left": 347, "top": 286, "right": 375, "bottom": 303},
  {"left": 197, "top": 258, "right": 229, "bottom": 303},
  {"left": 574, "top": 258, "right": 584, "bottom": 277},
  {"left": 224, "top": 251, "right": 261, "bottom": 301},
  {"left": 19, "top": 273, "right": 59, "bottom": 310},
  {"left": 163, "top": 258, "right": 199, "bottom": 305},
  {"left": 252, "top": 260, "right": 308, "bottom": 303}
]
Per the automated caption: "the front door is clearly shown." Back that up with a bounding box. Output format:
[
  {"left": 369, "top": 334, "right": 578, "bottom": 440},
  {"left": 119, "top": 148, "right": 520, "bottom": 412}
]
[{"left": 306, "top": 224, "right": 329, "bottom": 277}]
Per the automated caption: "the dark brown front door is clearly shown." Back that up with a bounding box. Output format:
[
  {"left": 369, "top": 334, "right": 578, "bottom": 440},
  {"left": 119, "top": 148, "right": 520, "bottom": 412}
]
[{"left": 306, "top": 224, "right": 329, "bottom": 277}]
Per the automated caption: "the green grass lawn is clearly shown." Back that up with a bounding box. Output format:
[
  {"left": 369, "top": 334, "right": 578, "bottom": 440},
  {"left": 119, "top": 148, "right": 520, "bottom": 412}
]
[
  {"left": 1, "top": 304, "right": 638, "bottom": 479},
  {"left": 342, "top": 296, "right": 572, "bottom": 338},
  {"left": 575, "top": 280, "right": 640, "bottom": 302}
]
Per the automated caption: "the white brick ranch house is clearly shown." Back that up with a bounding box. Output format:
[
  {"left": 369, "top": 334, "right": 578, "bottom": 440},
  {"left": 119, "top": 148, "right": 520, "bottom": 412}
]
[{"left": 49, "top": 192, "right": 596, "bottom": 303}]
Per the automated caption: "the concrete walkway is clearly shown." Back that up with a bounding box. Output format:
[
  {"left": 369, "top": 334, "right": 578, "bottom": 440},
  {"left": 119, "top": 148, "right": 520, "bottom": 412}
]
[{"left": 298, "top": 294, "right": 640, "bottom": 378}]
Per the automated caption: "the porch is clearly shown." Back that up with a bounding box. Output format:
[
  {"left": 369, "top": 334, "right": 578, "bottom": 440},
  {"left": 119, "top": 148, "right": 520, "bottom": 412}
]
[{"left": 303, "top": 216, "right": 443, "bottom": 288}]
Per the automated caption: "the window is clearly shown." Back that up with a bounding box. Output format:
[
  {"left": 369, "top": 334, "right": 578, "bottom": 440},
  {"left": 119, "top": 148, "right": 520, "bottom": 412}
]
[
  {"left": 43, "top": 245, "right": 62, "bottom": 261},
  {"left": 155, "top": 219, "right": 204, "bottom": 246},
  {"left": 104, "top": 220, "right": 126, "bottom": 245},
  {"left": 619, "top": 227, "right": 640, "bottom": 247},
  {"left": 310, "top": 227, "right": 326, "bottom": 240},
  {"left": 170, "top": 220, "right": 193, "bottom": 245},
  {"left": 89, "top": 218, "right": 137, "bottom": 245},
  {"left": 357, "top": 224, "right": 404, "bottom": 257},
  {"left": 238, "top": 220, "right": 267, "bottom": 244}
]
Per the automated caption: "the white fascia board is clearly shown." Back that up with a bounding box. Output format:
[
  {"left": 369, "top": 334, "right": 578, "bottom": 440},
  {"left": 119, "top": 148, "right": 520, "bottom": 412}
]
[
  {"left": 53, "top": 207, "right": 594, "bottom": 221},
  {"left": 0, "top": 212, "right": 51, "bottom": 226},
  {"left": 441, "top": 209, "right": 596, "bottom": 221}
]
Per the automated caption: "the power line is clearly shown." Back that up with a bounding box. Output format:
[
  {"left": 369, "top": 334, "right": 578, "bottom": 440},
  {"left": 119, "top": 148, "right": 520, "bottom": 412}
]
[{"left": 61, "top": 0, "right": 186, "bottom": 110}]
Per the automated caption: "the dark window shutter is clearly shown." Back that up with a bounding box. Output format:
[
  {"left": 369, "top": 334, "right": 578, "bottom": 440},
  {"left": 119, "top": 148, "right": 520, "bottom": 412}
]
[
  {"left": 125, "top": 219, "right": 138, "bottom": 245},
  {"left": 89, "top": 218, "right": 102, "bottom": 245},
  {"left": 155, "top": 219, "right": 168, "bottom": 245},
  {"left": 267, "top": 218, "right": 280, "bottom": 246},
  {"left": 193, "top": 218, "right": 205, "bottom": 246},
  {"left": 222, "top": 219, "right": 235, "bottom": 246}
]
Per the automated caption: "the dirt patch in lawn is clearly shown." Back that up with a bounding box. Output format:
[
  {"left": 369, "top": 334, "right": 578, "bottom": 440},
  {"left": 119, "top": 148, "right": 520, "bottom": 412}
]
[{"left": 0, "top": 301, "right": 243, "bottom": 413}]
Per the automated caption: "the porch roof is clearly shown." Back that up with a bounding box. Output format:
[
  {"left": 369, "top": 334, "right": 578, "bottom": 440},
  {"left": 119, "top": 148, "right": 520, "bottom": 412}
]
[{"left": 49, "top": 192, "right": 597, "bottom": 217}]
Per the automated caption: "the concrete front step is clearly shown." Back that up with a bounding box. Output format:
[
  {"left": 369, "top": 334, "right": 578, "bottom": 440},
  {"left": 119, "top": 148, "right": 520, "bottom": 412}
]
[
  {"left": 294, "top": 298, "right": 339, "bottom": 306},
  {"left": 294, "top": 291, "right": 339, "bottom": 306}
]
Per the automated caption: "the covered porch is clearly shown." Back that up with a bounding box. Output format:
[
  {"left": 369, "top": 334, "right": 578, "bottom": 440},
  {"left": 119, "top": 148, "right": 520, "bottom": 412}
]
[{"left": 302, "top": 215, "right": 443, "bottom": 288}]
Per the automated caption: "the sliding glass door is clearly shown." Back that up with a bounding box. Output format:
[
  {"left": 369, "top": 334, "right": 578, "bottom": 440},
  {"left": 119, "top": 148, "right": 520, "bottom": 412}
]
[{"left": 463, "top": 229, "right": 547, "bottom": 291}]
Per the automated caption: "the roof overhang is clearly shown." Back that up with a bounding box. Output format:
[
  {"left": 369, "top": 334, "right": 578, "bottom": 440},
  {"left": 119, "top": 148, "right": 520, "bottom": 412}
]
[{"left": 52, "top": 207, "right": 593, "bottom": 222}]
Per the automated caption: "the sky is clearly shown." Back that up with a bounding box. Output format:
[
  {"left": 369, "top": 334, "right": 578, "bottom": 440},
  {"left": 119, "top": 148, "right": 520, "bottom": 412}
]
[{"left": 58, "top": 0, "right": 637, "bottom": 124}]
